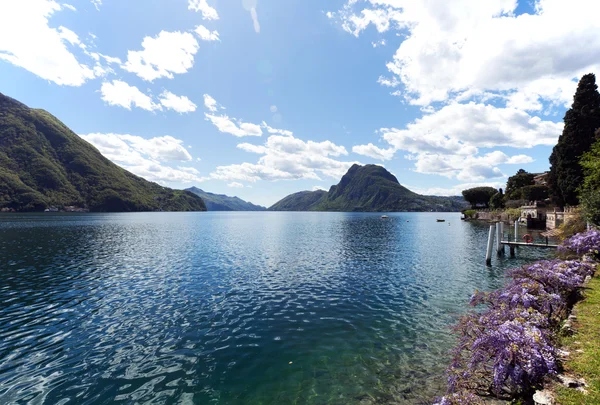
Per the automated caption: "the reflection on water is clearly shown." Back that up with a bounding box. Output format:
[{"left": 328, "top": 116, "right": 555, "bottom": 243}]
[{"left": 0, "top": 212, "right": 553, "bottom": 404}]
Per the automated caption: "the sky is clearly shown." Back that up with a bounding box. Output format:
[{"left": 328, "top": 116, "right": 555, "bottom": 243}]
[{"left": 1, "top": 0, "right": 600, "bottom": 207}]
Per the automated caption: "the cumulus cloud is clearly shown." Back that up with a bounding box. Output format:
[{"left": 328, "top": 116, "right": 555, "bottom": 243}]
[
  {"left": 407, "top": 181, "right": 506, "bottom": 197},
  {"left": 188, "top": 0, "right": 218, "bottom": 20},
  {"left": 205, "top": 114, "right": 263, "bottom": 137},
  {"left": 333, "top": 0, "right": 600, "bottom": 108},
  {"left": 227, "top": 182, "right": 244, "bottom": 188},
  {"left": 122, "top": 31, "right": 199, "bottom": 82},
  {"left": 0, "top": 0, "right": 102, "bottom": 86},
  {"left": 100, "top": 81, "right": 196, "bottom": 113},
  {"left": 158, "top": 91, "right": 197, "bottom": 113},
  {"left": 211, "top": 134, "right": 356, "bottom": 182},
  {"left": 261, "top": 121, "right": 293, "bottom": 136},
  {"left": 100, "top": 80, "right": 161, "bottom": 111},
  {"left": 80, "top": 133, "right": 203, "bottom": 183},
  {"left": 351, "top": 102, "right": 558, "bottom": 180},
  {"left": 352, "top": 143, "right": 396, "bottom": 161},
  {"left": 194, "top": 25, "right": 220, "bottom": 41},
  {"left": 203, "top": 94, "right": 221, "bottom": 112}
]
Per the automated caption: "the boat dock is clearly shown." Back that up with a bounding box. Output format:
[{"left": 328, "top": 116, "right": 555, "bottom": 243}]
[{"left": 485, "top": 222, "right": 559, "bottom": 265}]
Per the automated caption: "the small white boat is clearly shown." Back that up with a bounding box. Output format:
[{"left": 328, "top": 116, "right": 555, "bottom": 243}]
[{"left": 381, "top": 215, "right": 389, "bottom": 219}]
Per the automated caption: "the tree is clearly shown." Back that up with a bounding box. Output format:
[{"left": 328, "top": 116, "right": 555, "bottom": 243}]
[
  {"left": 520, "top": 184, "right": 549, "bottom": 202},
  {"left": 490, "top": 188, "right": 504, "bottom": 209},
  {"left": 505, "top": 169, "right": 534, "bottom": 200},
  {"left": 548, "top": 73, "right": 600, "bottom": 207},
  {"left": 462, "top": 186, "right": 498, "bottom": 208},
  {"left": 579, "top": 135, "right": 600, "bottom": 225}
]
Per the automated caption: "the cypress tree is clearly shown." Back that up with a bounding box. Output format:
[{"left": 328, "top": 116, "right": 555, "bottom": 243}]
[{"left": 548, "top": 73, "right": 600, "bottom": 207}]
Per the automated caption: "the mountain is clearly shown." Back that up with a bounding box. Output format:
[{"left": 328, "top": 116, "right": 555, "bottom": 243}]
[
  {"left": 185, "top": 187, "right": 266, "bottom": 211},
  {"left": 0, "top": 92, "right": 206, "bottom": 212},
  {"left": 268, "top": 190, "right": 328, "bottom": 211},
  {"left": 269, "top": 164, "right": 468, "bottom": 212}
]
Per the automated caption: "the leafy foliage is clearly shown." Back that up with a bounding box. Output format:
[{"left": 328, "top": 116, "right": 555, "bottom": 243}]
[
  {"left": 489, "top": 189, "right": 504, "bottom": 209},
  {"left": 461, "top": 187, "right": 498, "bottom": 209},
  {"left": 0, "top": 93, "right": 206, "bottom": 212},
  {"left": 519, "top": 184, "right": 549, "bottom": 202},
  {"left": 548, "top": 73, "right": 600, "bottom": 207},
  {"left": 505, "top": 169, "right": 535, "bottom": 200},
  {"left": 270, "top": 164, "right": 468, "bottom": 212},
  {"left": 186, "top": 187, "right": 266, "bottom": 211},
  {"left": 579, "top": 135, "right": 600, "bottom": 225}
]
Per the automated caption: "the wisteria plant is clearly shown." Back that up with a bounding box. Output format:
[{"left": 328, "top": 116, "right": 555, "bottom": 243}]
[{"left": 436, "top": 230, "right": 598, "bottom": 404}]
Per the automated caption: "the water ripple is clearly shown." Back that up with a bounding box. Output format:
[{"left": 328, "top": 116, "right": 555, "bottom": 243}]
[{"left": 0, "top": 212, "right": 553, "bottom": 404}]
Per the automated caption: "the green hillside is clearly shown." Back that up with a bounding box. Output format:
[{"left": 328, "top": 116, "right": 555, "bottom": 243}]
[
  {"left": 0, "top": 92, "right": 206, "bottom": 212},
  {"left": 268, "top": 190, "right": 328, "bottom": 211},
  {"left": 186, "top": 187, "right": 266, "bottom": 211},
  {"left": 269, "top": 164, "right": 467, "bottom": 212}
]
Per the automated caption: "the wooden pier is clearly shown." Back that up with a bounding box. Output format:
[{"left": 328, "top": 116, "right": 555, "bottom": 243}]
[
  {"left": 485, "top": 222, "right": 559, "bottom": 265},
  {"left": 500, "top": 240, "right": 559, "bottom": 258}
]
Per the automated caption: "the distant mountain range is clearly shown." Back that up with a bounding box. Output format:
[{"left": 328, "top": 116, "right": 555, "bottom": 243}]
[
  {"left": 186, "top": 187, "right": 266, "bottom": 211},
  {"left": 0, "top": 92, "right": 206, "bottom": 212},
  {"left": 269, "top": 164, "right": 468, "bottom": 212}
]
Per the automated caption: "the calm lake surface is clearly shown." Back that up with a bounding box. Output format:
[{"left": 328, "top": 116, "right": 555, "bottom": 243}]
[{"left": 0, "top": 212, "right": 554, "bottom": 404}]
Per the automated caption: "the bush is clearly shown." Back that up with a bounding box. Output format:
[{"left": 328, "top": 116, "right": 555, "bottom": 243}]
[
  {"left": 505, "top": 199, "right": 527, "bottom": 208},
  {"left": 438, "top": 237, "right": 598, "bottom": 402},
  {"left": 463, "top": 209, "right": 477, "bottom": 218}
]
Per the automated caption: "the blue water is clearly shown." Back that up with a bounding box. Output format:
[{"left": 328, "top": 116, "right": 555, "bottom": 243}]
[{"left": 0, "top": 212, "right": 554, "bottom": 404}]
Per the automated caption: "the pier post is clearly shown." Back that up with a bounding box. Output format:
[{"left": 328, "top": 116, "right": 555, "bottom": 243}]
[
  {"left": 486, "top": 224, "right": 495, "bottom": 266},
  {"left": 510, "top": 245, "right": 515, "bottom": 257},
  {"left": 514, "top": 220, "right": 518, "bottom": 242},
  {"left": 496, "top": 222, "right": 503, "bottom": 255}
]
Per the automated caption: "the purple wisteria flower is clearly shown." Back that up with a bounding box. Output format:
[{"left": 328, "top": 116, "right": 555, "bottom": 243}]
[
  {"left": 443, "top": 235, "right": 598, "bottom": 402},
  {"left": 560, "top": 229, "right": 600, "bottom": 257}
]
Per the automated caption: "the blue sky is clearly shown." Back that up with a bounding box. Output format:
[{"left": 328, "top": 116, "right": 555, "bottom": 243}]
[{"left": 1, "top": 0, "right": 599, "bottom": 207}]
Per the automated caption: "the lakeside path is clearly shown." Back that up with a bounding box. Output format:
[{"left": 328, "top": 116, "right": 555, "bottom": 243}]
[{"left": 556, "top": 271, "right": 600, "bottom": 403}]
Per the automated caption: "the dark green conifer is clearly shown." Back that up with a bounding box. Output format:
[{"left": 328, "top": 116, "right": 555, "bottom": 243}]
[{"left": 548, "top": 73, "right": 600, "bottom": 207}]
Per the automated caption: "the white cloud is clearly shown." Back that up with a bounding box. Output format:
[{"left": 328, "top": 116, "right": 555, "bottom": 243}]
[
  {"left": 333, "top": 0, "right": 600, "bottom": 108},
  {"left": 100, "top": 80, "right": 161, "bottom": 111},
  {"left": 313, "top": 185, "right": 328, "bottom": 191},
  {"left": 205, "top": 114, "right": 263, "bottom": 137},
  {"left": 188, "top": 0, "right": 218, "bottom": 20},
  {"left": 194, "top": 25, "right": 220, "bottom": 41},
  {"left": 372, "top": 39, "right": 386, "bottom": 47},
  {"left": 261, "top": 121, "right": 293, "bottom": 136},
  {"left": 122, "top": 31, "right": 199, "bottom": 82},
  {"left": 0, "top": 0, "right": 101, "bottom": 86},
  {"left": 352, "top": 143, "right": 395, "bottom": 161},
  {"left": 80, "top": 133, "right": 203, "bottom": 183},
  {"left": 352, "top": 102, "right": 549, "bottom": 180},
  {"left": 91, "top": 0, "right": 101, "bottom": 10},
  {"left": 407, "top": 181, "right": 505, "bottom": 197},
  {"left": 62, "top": 3, "right": 76, "bottom": 11},
  {"left": 227, "top": 182, "right": 244, "bottom": 188},
  {"left": 212, "top": 134, "right": 356, "bottom": 182},
  {"left": 381, "top": 102, "right": 562, "bottom": 154},
  {"left": 159, "top": 91, "right": 197, "bottom": 113},
  {"left": 203, "top": 94, "right": 221, "bottom": 112}
]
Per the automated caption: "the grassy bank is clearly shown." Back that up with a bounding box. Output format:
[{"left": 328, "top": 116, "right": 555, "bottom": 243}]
[{"left": 555, "top": 272, "right": 600, "bottom": 404}]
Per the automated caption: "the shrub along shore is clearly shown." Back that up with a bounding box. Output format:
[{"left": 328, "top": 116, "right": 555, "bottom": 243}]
[{"left": 434, "top": 229, "right": 600, "bottom": 404}]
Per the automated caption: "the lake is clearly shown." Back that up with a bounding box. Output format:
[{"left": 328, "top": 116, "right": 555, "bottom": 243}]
[{"left": 0, "top": 212, "right": 553, "bottom": 404}]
